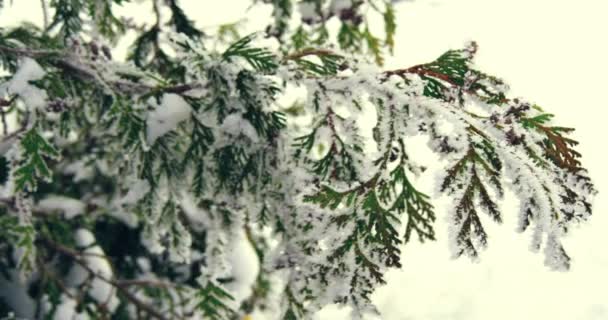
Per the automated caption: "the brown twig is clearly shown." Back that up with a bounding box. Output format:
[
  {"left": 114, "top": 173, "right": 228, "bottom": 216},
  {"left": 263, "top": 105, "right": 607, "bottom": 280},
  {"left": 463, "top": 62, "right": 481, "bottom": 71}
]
[
  {"left": 38, "top": 256, "right": 80, "bottom": 302},
  {"left": 0, "top": 45, "right": 59, "bottom": 58},
  {"left": 383, "top": 64, "right": 454, "bottom": 85},
  {"left": 39, "top": 236, "right": 172, "bottom": 320},
  {"left": 116, "top": 279, "right": 176, "bottom": 289}
]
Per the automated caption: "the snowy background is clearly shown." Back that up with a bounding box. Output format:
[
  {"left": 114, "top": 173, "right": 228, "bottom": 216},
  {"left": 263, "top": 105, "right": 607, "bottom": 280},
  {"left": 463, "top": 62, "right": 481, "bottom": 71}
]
[{"left": 1, "top": 0, "right": 607, "bottom": 319}]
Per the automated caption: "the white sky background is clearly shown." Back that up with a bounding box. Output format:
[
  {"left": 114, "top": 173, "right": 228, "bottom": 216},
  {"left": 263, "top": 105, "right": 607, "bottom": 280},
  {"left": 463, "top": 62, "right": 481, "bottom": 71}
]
[{"left": 2, "top": 0, "right": 608, "bottom": 319}]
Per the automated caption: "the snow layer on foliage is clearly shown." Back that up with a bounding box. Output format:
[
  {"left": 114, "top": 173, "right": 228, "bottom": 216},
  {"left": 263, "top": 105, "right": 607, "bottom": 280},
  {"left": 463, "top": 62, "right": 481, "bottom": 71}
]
[
  {"left": 220, "top": 113, "right": 260, "bottom": 144},
  {"left": 37, "top": 195, "right": 86, "bottom": 219},
  {"left": 0, "top": 270, "right": 36, "bottom": 319},
  {"left": 225, "top": 229, "right": 260, "bottom": 305},
  {"left": 178, "top": 192, "right": 209, "bottom": 230},
  {"left": 434, "top": 116, "right": 456, "bottom": 136},
  {"left": 63, "top": 159, "right": 95, "bottom": 182},
  {"left": 167, "top": 219, "right": 192, "bottom": 263},
  {"left": 330, "top": 0, "right": 353, "bottom": 13},
  {"left": 0, "top": 57, "right": 47, "bottom": 110},
  {"left": 497, "top": 147, "right": 572, "bottom": 271},
  {"left": 0, "top": 0, "right": 605, "bottom": 319},
  {"left": 52, "top": 295, "right": 88, "bottom": 320},
  {"left": 298, "top": 1, "right": 317, "bottom": 21},
  {"left": 275, "top": 50, "right": 594, "bottom": 316},
  {"left": 146, "top": 93, "right": 192, "bottom": 145},
  {"left": 66, "top": 229, "right": 119, "bottom": 313},
  {"left": 0, "top": 7, "right": 596, "bottom": 320},
  {"left": 105, "top": 176, "right": 147, "bottom": 227},
  {"left": 116, "top": 178, "right": 150, "bottom": 207},
  {"left": 74, "top": 228, "right": 95, "bottom": 247}
]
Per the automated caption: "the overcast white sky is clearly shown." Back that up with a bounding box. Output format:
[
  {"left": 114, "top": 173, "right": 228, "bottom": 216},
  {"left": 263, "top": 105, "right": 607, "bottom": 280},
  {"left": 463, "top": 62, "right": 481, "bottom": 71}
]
[{"left": 1, "top": 0, "right": 607, "bottom": 319}]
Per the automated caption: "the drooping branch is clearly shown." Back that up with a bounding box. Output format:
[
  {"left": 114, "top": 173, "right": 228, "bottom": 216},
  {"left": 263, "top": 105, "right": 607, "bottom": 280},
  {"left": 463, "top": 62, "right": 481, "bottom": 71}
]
[
  {"left": 0, "top": 43, "right": 473, "bottom": 98},
  {"left": 0, "top": 44, "right": 202, "bottom": 96}
]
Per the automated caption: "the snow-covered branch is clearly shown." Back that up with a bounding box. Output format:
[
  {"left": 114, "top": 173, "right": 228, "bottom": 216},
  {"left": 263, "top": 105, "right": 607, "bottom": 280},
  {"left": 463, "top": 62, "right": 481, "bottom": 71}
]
[{"left": 0, "top": 0, "right": 596, "bottom": 319}]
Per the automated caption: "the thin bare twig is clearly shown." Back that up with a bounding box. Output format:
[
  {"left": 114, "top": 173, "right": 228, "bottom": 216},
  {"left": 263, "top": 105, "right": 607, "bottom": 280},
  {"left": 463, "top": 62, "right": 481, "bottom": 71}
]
[
  {"left": 0, "top": 44, "right": 59, "bottom": 58},
  {"left": 40, "top": 0, "right": 49, "bottom": 30},
  {"left": 117, "top": 279, "right": 177, "bottom": 289},
  {"left": 40, "top": 236, "right": 173, "bottom": 320}
]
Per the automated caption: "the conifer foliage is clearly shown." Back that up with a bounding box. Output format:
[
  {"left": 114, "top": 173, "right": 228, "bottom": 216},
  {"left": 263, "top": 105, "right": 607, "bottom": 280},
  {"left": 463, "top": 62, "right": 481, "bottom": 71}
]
[{"left": 0, "top": 0, "right": 596, "bottom": 319}]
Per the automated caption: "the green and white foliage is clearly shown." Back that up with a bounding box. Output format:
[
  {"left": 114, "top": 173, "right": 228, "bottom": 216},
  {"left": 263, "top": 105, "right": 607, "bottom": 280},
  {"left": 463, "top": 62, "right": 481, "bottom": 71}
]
[{"left": 0, "top": 0, "right": 596, "bottom": 319}]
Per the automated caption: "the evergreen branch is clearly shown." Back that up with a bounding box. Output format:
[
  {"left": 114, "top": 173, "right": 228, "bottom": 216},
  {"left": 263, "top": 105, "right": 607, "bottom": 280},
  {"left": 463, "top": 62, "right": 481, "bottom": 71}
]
[
  {"left": 168, "top": 0, "right": 204, "bottom": 38},
  {"left": 196, "top": 279, "right": 236, "bottom": 320},
  {"left": 14, "top": 129, "right": 59, "bottom": 191},
  {"left": 282, "top": 286, "right": 305, "bottom": 320},
  {"left": 0, "top": 5, "right": 598, "bottom": 317},
  {"left": 383, "top": 3, "right": 396, "bottom": 53},
  {"left": 223, "top": 34, "right": 278, "bottom": 72}
]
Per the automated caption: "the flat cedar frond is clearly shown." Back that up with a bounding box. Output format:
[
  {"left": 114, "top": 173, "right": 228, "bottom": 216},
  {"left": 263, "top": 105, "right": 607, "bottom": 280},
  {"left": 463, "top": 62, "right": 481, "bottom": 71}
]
[
  {"left": 14, "top": 129, "right": 59, "bottom": 191},
  {"left": 168, "top": 0, "right": 204, "bottom": 39},
  {"left": 383, "top": 3, "right": 396, "bottom": 53},
  {"left": 223, "top": 34, "right": 278, "bottom": 72},
  {"left": 537, "top": 124, "right": 582, "bottom": 171},
  {"left": 290, "top": 51, "right": 346, "bottom": 76},
  {"left": 441, "top": 143, "right": 502, "bottom": 258},
  {"left": 197, "top": 280, "right": 236, "bottom": 320}
]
